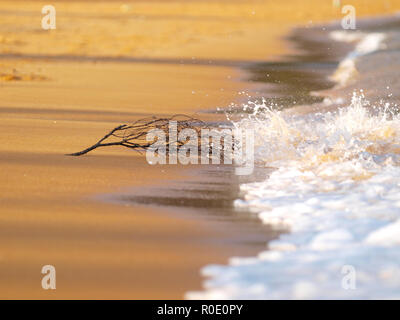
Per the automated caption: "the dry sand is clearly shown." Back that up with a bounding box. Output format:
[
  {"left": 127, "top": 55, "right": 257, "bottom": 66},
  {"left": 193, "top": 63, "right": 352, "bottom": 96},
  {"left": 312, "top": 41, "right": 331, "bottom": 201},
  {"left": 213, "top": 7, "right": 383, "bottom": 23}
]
[{"left": 1, "top": 0, "right": 400, "bottom": 299}]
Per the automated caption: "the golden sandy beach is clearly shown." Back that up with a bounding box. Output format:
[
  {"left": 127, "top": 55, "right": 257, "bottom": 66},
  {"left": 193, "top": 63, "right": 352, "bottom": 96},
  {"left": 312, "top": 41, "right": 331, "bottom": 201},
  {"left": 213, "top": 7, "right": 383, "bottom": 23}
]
[{"left": 1, "top": 0, "right": 400, "bottom": 299}]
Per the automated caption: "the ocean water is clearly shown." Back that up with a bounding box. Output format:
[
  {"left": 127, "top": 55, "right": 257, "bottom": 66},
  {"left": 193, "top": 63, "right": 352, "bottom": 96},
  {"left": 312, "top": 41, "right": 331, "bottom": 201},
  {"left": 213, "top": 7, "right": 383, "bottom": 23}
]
[{"left": 187, "top": 15, "right": 400, "bottom": 299}]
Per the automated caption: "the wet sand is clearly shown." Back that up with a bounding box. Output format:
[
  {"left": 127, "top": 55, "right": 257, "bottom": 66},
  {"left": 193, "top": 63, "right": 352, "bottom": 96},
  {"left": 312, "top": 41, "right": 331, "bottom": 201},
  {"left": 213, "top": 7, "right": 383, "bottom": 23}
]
[{"left": 1, "top": 0, "right": 400, "bottom": 299}]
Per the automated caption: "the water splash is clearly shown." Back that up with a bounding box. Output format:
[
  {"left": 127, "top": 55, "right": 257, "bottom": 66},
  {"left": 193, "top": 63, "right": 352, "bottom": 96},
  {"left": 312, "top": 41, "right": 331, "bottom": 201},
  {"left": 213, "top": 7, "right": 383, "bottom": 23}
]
[{"left": 187, "top": 93, "right": 400, "bottom": 299}]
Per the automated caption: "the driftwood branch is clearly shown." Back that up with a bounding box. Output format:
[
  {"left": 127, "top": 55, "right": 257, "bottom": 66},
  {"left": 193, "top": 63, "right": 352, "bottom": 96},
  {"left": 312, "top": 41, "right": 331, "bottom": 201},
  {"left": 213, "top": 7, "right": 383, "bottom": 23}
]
[{"left": 66, "top": 115, "right": 210, "bottom": 156}]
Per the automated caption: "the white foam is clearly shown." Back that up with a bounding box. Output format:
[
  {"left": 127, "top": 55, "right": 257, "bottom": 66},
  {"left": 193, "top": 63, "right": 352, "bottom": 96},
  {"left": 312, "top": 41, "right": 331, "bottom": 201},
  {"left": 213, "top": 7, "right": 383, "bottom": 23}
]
[
  {"left": 187, "top": 93, "right": 400, "bottom": 299},
  {"left": 329, "top": 31, "right": 387, "bottom": 87}
]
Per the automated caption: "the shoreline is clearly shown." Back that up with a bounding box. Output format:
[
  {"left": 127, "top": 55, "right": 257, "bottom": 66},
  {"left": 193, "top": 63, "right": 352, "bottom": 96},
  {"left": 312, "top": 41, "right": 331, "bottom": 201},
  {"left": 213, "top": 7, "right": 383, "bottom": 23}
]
[{"left": 188, "top": 14, "right": 400, "bottom": 299}]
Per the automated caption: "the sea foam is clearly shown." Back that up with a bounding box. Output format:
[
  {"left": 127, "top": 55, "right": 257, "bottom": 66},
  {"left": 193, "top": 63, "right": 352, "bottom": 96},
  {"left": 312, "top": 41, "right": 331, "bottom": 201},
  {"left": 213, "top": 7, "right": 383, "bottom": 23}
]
[
  {"left": 329, "top": 31, "right": 386, "bottom": 87},
  {"left": 186, "top": 22, "right": 400, "bottom": 299},
  {"left": 187, "top": 90, "right": 400, "bottom": 299}
]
